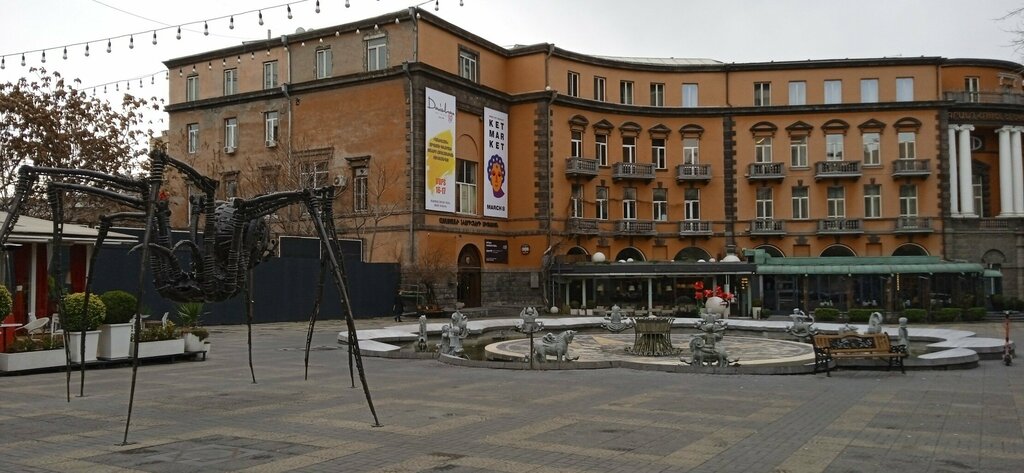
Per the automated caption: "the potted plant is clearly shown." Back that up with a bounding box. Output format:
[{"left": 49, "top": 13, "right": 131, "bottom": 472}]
[
  {"left": 63, "top": 292, "right": 106, "bottom": 363},
  {"left": 0, "top": 335, "right": 65, "bottom": 372},
  {"left": 751, "top": 298, "right": 763, "bottom": 319},
  {"left": 97, "top": 290, "right": 137, "bottom": 359},
  {"left": 176, "top": 302, "right": 208, "bottom": 352},
  {"left": 131, "top": 321, "right": 185, "bottom": 357}
]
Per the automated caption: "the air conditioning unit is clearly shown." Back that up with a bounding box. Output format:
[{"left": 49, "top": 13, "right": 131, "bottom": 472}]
[
  {"left": 333, "top": 175, "right": 348, "bottom": 188},
  {"left": 224, "top": 146, "right": 236, "bottom": 155},
  {"left": 265, "top": 140, "right": 277, "bottom": 148}
]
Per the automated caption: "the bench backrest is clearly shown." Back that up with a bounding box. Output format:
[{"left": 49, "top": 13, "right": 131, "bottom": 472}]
[{"left": 813, "top": 333, "right": 891, "bottom": 352}]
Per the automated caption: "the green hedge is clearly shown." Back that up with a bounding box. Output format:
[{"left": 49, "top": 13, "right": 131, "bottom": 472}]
[
  {"left": 933, "top": 307, "right": 961, "bottom": 323},
  {"left": 814, "top": 307, "right": 840, "bottom": 321},
  {"left": 100, "top": 290, "right": 138, "bottom": 324},
  {"left": 847, "top": 309, "right": 874, "bottom": 323},
  {"left": 964, "top": 307, "right": 987, "bottom": 322},
  {"left": 62, "top": 293, "right": 107, "bottom": 331},
  {"left": 901, "top": 308, "right": 927, "bottom": 323}
]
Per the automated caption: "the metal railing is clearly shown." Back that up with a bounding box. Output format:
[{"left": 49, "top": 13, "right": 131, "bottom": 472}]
[
  {"left": 749, "top": 218, "right": 785, "bottom": 234},
  {"left": 566, "top": 217, "right": 600, "bottom": 235},
  {"left": 747, "top": 162, "right": 785, "bottom": 180},
  {"left": 678, "top": 220, "right": 712, "bottom": 236},
  {"left": 817, "top": 218, "right": 863, "bottom": 234},
  {"left": 894, "top": 216, "right": 933, "bottom": 233},
  {"left": 945, "top": 90, "right": 1024, "bottom": 105},
  {"left": 615, "top": 219, "right": 656, "bottom": 235},
  {"left": 891, "top": 159, "right": 931, "bottom": 177}
]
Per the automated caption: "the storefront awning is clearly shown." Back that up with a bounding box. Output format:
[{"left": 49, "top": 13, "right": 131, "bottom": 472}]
[
  {"left": 551, "top": 261, "right": 756, "bottom": 278},
  {"left": 983, "top": 269, "right": 1003, "bottom": 278},
  {"left": 752, "top": 254, "right": 985, "bottom": 276}
]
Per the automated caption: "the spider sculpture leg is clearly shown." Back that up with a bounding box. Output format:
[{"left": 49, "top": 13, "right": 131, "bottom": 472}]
[{"left": 304, "top": 257, "right": 328, "bottom": 381}]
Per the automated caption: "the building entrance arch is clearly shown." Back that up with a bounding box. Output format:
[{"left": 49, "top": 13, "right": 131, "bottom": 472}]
[{"left": 457, "top": 244, "right": 482, "bottom": 308}]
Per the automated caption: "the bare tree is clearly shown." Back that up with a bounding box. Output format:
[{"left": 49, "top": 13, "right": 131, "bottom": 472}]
[
  {"left": 402, "top": 239, "right": 456, "bottom": 309},
  {"left": 343, "top": 159, "right": 404, "bottom": 261}
]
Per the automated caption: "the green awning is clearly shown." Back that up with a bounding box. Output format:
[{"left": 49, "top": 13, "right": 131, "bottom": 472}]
[
  {"left": 756, "top": 262, "right": 985, "bottom": 276},
  {"left": 983, "top": 269, "right": 1003, "bottom": 278}
]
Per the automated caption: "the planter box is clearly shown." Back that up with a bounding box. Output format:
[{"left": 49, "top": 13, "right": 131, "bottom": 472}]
[
  {"left": 130, "top": 338, "right": 185, "bottom": 358},
  {"left": 0, "top": 349, "right": 66, "bottom": 372},
  {"left": 67, "top": 331, "right": 100, "bottom": 363},
  {"left": 183, "top": 333, "right": 205, "bottom": 352},
  {"left": 98, "top": 323, "right": 133, "bottom": 359}
]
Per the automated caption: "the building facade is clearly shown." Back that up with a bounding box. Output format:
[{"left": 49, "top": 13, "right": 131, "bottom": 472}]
[{"left": 162, "top": 8, "right": 1023, "bottom": 312}]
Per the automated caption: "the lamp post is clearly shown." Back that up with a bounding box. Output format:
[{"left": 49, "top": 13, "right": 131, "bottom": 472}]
[{"left": 1004, "top": 311, "right": 1013, "bottom": 366}]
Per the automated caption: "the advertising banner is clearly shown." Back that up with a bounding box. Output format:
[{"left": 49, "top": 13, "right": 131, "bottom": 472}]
[
  {"left": 483, "top": 107, "right": 508, "bottom": 218},
  {"left": 425, "top": 88, "right": 456, "bottom": 212}
]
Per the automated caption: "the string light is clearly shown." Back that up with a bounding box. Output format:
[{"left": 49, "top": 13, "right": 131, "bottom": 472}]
[
  {"left": 222, "top": 59, "right": 226, "bottom": 66},
  {"left": 287, "top": 4, "right": 293, "bottom": 19},
  {"left": 345, "top": 0, "right": 350, "bottom": 7},
  {"left": 62, "top": 47, "right": 67, "bottom": 60},
  {"left": 85, "top": 44, "right": 90, "bottom": 57},
  {"left": 21, "top": 53, "right": 25, "bottom": 67},
  {"left": 178, "top": 68, "right": 182, "bottom": 77},
  {"left": 435, "top": 0, "right": 439, "bottom": 11},
  {"left": 40, "top": 51, "right": 45, "bottom": 63},
  {"left": 191, "top": 65, "right": 196, "bottom": 73},
  {"left": 152, "top": 31, "right": 157, "bottom": 45},
  {"left": 250, "top": 52, "right": 255, "bottom": 59},
  {"left": 259, "top": 11, "right": 264, "bottom": 25},
  {"left": 177, "top": 26, "right": 182, "bottom": 40},
  {"left": 229, "top": 16, "right": 235, "bottom": 30},
  {"left": 152, "top": 76, "right": 155, "bottom": 85},
  {"left": 207, "top": 62, "right": 212, "bottom": 70},
  {"left": 129, "top": 35, "right": 135, "bottom": 49},
  {"left": 1, "top": 57, "right": 5, "bottom": 70},
  {"left": 237, "top": 55, "right": 241, "bottom": 63},
  {"left": 316, "top": 0, "right": 320, "bottom": 13},
  {"left": 106, "top": 39, "right": 112, "bottom": 53},
  {"left": 204, "top": 21, "right": 209, "bottom": 36}
]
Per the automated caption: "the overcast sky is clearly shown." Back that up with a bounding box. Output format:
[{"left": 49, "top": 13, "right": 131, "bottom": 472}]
[{"left": 2, "top": 0, "right": 1023, "bottom": 128}]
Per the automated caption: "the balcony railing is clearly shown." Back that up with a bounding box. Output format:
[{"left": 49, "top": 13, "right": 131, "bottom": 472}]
[
  {"left": 894, "top": 216, "right": 933, "bottom": 233},
  {"left": 816, "top": 218, "right": 863, "bottom": 234},
  {"left": 945, "top": 90, "right": 1024, "bottom": 105},
  {"left": 749, "top": 218, "right": 786, "bottom": 235},
  {"left": 615, "top": 219, "right": 656, "bottom": 235},
  {"left": 747, "top": 162, "right": 785, "bottom": 180},
  {"left": 612, "top": 162, "right": 656, "bottom": 180},
  {"left": 891, "top": 158, "right": 931, "bottom": 178},
  {"left": 675, "top": 163, "right": 712, "bottom": 182},
  {"left": 678, "top": 220, "right": 712, "bottom": 236},
  {"left": 814, "top": 160, "right": 862, "bottom": 180},
  {"left": 566, "top": 217, "right": 600, "bottom": 235},
  {"left": 565, "top": 157, "right": 599, "bottom": 178}
]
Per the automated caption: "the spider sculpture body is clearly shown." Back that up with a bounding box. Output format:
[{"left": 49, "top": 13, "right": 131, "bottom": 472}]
[{"left": 0, "top": 149, "right": 380, "bottom": 444}]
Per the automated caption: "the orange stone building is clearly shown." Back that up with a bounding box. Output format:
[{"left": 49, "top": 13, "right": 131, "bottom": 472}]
[{"left": 162, "top": 7, "right": 1021, "bottom": 314}]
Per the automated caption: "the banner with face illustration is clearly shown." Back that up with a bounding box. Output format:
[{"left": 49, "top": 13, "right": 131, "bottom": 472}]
[
  {"left": 425, "top": 88, "right": 456, "bottom": 212},
  {"left": 483, "top": 107, "right": 508, "bottom": 218}
]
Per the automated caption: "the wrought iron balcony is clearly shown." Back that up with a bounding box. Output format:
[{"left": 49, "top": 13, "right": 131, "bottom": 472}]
[
  {"left": 816, "top": 218, "right": 863, "bottom": 235},
  {"left": 565, "top": 157, "right": 599, "bottom": 178},
  {"left": 612, "top": 162, "right": 656, "bottom": 180},
  {"left": 945, "top": 90, "right": 1024, "bottom": 105},
  {"left": 746, "top": 162, "right": 785, "bottom": 180},
  {"left": 894, "top": 216, "right": 933, "bottom": 233},
  {"left": 678, "top": 220, "right": 712, "bottom": 236},
  {"left": 814, "top": 160, "right": 862, "bottom": 180},
  {"left": 675, "top": 163, "right": 712, "bottom": 182},
  {"left": 891, "top": 159, "right": 931, "bottom": 178},
  {"left": 749, "top": 218, "right": 786, "bottom": 235},
  {"left": 615, "top": 219, "right": 656, "bottom": 235},
  {"left": 566, "top": 217, "right": 600, "bottom": 235}
]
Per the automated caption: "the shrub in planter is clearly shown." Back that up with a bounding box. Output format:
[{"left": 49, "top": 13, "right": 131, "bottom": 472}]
[
  {"left": 6, "top": 335, "right": 64, "bottom": 353},
  {"left": 901, "top": 308, "right": 927, "bottom": 323},
  {"left": 964, "top": 307, "right": 987, "bottom": 322},
  {"left": 933, "top": 307, "right": 961, "bottom": 323},
  {"left": 176, "top": 302, "right": 205, "bottom": 329},
  {"left": 99, "top": 290, "right": 137, "bottom": 324},
  {"left": 847, "top": 309, "right": 874, "bottom": 323},
  {"left": 189, "top": 327, "right": 210, "bottom": 341},
  {"left": 813, "top": 307, "right": 840, "bottom": 321},
  {"left": 0, "top": 285, "right": 12, "bottom": 318},
  {"left": 62, "top": 293, "right": 107, "bottom": 331},
  {"left": 135, "top": 321, "right": 178, "bottom": 342}
]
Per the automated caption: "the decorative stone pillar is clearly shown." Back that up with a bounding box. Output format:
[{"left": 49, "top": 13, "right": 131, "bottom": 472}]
[
  {"left": 958, "top": 125, "right": 976, "bottom": 217},
  {"left": 997, "top": 126, "right": 1013, "bottom": 217},
  {"left": 1012, "top": 126, "right": 1024, "bottom": 216},
  {"left": 948, "top": 125, "right": 960, "bottom": 217}
]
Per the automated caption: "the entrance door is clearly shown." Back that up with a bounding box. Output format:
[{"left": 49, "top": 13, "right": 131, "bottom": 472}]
[{"left": 457, "top": 245, "right": 481, "bottom": 308}]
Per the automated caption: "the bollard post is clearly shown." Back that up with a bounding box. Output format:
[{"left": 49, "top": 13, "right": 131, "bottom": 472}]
[{"left": 1004, "top": 311, "right": 1013, "bottom": 366}]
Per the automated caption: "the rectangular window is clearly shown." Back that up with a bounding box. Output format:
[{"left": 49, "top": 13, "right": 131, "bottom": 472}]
[
  {"left": 300, "top": 160, "right": 328, "bottom": 188},
  {"left": 965, "top": 76, "right": 980, "bottom": 102},
  {"left": 683, "top": 138, "right": 699, "bottom": 164},
  {"left": 223, "top": 68, "right": 238, "bottom": 95},
  {"left": 790, "top": 136, "right": 808, "bottom": 167},
  {"left": 754, "top": 82, "right": 771, "bottom": 106},
  {"left": 862, "top": 132, "right": 881, "bottom": 165},
  {"left": 650, "top": 82, "right": 664, "bottom": 106},
  {"left": 792, "top": 187, "right": 809, "bottom": 219},
  {"left": 315, "top": 48, "right": 333, "bottom": 79},
  {"left": 898, "top": 132, "right": 916, "bottom": 160},
  {"left": 860, "top": 78, "right": 879, "bottom": 103},
  {"left": 459, "top": 48, "right": 479, "bottom": 82},
  {"left": 682, "top": 83, "right": 698, "bottom": 107},
  {"left": 596, "top": 186, "right": 608, "bottom": 220},
  {"left": 366, "top": 36, "right": 387, "bottom": 71},
  {"left": 824, "top": 80, "right": 842, "bottom": 104},
  {"left": 259, "top": 166, "right": 279, "bottom": 193},
  {"left": 755, "top": 136, "right": 773, "bottom": 163},
  {"left": 788, "top": 81, "right": 806, "bottom": 105},
  {"left": 223, "top": 173, "right": 239, "bottom": 199},
  {"left": 186, "top": 75, "right": 199, "bottom": 101},
  {"left": 755, "top": 187, "right": 773, "bottom": 219},
  {"left": 684, "top": 188, "right": 700, "bottom": 220},
  {"left": 456, "top": 159, "right": 477, "bottom": 214},
  {"left": 620, "top": 80, "right": 634, "bottom": 105},
  {"left": 187, "top": 123, "right": 199, "bottom": 154},
  {"left": 899, "top": 184, "right": 918, "bottom": 217},
  {"left": 354, "top": 174, "right": 368, "bottom": 212},
  {"left": 570, "top": 130, "right": 583, "bottom": 158},
  {"left": 827, "top": 186, "right": 845, "bottom": 218},
  {"left": 594, "top": 76, "right": 606, "bottom": 101},
  {"left": 864, "top": 184, "right": 881, "bottom": 218},
  {"left": 571, "top": 184, "right": 584, "bottom": 218},
  {"left": 652, "top": 138, "right": 666, "bottom": 169},
  {"left": 567, "top": 71, "right": 580, "bottom": 97},
  {"left": 224, "top": 118, "right": 238, "bottom": 150},
  {"left": 622, "top": 136, "right": 636, "bottom": 163},
  {"left": 264, "top": 111, "right": 279, "bottom": 146},
  {"left": 653, "top": 188, "right": 668, "bottom": 221},
  {"left": 896, "top": 77, "right": 914, "bottom": 101},
  {"left": 595, "top": 134, "right": 608, "bottom": 166},
  {"left": 622, "top": 187, "right": 637, "bottom": 219},
  {"left": 263, "top": 61, "right": 278, "bottom": 89},
  {"left": 826, "top": 134, "right": 844, "bottom": 161}
]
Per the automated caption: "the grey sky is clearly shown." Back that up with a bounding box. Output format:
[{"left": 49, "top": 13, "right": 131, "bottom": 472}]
[{"left": 2, "top": 0, "right": 1022, "bottom": 124}]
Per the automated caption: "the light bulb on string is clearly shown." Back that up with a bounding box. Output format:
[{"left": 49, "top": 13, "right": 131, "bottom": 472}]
[
  {"left": 1, "top": 57, "right": 5, "bottom": 70},
  {"left": 395, "top": 18, "right": 399, "bottom": 24},
  {"left": 345, "top": 0, "right": 350, "bottom": 7},
  {"left": 85, "top": 44, "right": 90, "bottom": 57},
  {"left": 152, "top": 76, "right": 156, "bottom": 84},
  {"left": 152, "top": 31, "right": 157, "bottom": 45},
  {"left": 115, "top": 83, "right": 119, "bottom": 91},
  {"left": 374, "top": 24, "right": 379, "bottom": 30},
  {"left": 40, "top": 51, "right": 45, "bottom": 63},
  {"left": 20, "top": 54, "right": 25, "bottom": 66},
  {"left": 129, "top": 35, "right": 134, "bottom": 49},
  {"left": 355, "top": 28, "right": 360, "bottom": 34},
  {"left": 222, "top": 58, "right": 226, "bottom": 66},
  {"left": 300, "top": 41, "right": 305, "bottom": 47},
  {"left": 178, "top": 68, "right": 182, "bottom": 77},
  {"left": 250, "top": 52, "right": 255, "bottom": 59},
  {"left": 316, "top": 0, "right": 320, "bottom": 13},
  {"left": 259, "top": 11, "right": 264, "bottom": 25},
  {"left": 140, "top": 79, "right": 143, "bottom": 88},
  {"left": 204, "top": 21, "right": 209, "bottom": 36},
  {"left": 287, "top": 4, "right": 293, "bottom": 19},
  {"left": 435, "top": 0, "right": 439, "bottom": 11},
  {"left": 460, "top": 0, "right": 464, "bottom": 5},
  {"left": 335, "top": 30, "right": 340, "bottom": 36},
  {"left": 319, "top": 37, "right": 323, "bottom": 43},
  {"left": 177, "top": 26, "right": 182, "bottom": 40},
  {"left": 207, "top": 62, "right": 212, "bottom": 70},
  {"left": 126, "top": 81, "right": 130, "bottom": 90},
  {"left": 107, "top": 39, "right": 112, "bottom": 53},
  {"left": 191, "top": 65, "right": 196, "bottom": 73},
  {"left": 237, "top": 55, "right": 241, "bottom": 63},
  {"left": 229, "top": 16, "right": 235, "bottom": 30},
  {"left": 62, "top": 47, "right": 67, "bottom": 60},
  {"left": 103, "top": 85, "right": 107, "bottom": 93}
]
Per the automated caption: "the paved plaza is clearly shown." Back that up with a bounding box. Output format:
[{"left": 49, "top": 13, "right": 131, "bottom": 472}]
[{"left": 1, "top": 317, "right": 1022, "bottom": 472}]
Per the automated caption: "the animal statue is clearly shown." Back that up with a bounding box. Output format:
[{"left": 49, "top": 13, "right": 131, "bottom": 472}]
[
  {"left": 686, "top": 336, "right": 730, "bottom": 367},
  {"left": 532, "top": 330, "right": 578, "bottom": 363},
  {"left": 416, "top": 315, "right": 428, "bottom": 352},
  {"left": 865, "top": 311, "right": 884, "bottom": 334},
  {"left": 0, "top": 149, "right": 380, "bottom": 443}
]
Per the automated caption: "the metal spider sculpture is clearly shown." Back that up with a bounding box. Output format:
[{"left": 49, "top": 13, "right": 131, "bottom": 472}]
[{"left": 0, "top": 149, "right": 380, "bottom": 444}]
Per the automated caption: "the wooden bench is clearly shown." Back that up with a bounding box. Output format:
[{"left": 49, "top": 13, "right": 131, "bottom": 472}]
[{"left": 812, "top": 333, "right": 907, "bottom": 376}]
